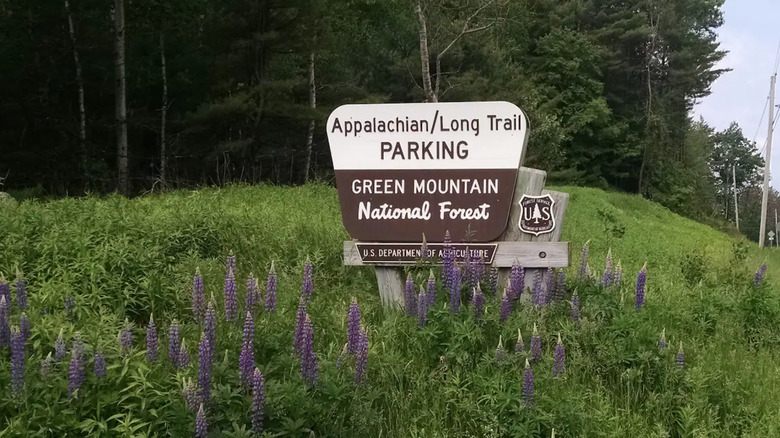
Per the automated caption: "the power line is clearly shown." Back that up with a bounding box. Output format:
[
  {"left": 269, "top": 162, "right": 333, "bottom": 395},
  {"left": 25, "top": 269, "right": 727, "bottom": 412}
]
[{"left": 754, "top": 96, "right": 770, "bottom": 145}]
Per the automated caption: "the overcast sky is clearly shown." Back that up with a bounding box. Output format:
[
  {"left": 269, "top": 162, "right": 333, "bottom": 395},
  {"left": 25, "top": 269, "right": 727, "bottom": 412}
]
[{"left": 693, "top": 0, "right": 780, "bottom": 189}]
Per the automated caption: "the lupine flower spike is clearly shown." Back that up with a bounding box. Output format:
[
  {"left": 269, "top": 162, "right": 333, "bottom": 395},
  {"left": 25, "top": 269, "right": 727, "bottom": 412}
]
[
  {"left": 532, "top": 270, "right": 544, "bottom": 307},
  {"left": 10, "top": 327, "right": 24, "bottom": 393},
  {"left": 552, "top": 269, "right": 565, "bottom": 301},
  {"left": 676, "top": 342, "right": 685, "bottom": 368},
  {"left": 198, "top": 331, "right": 212, "bottom": 402},
  {"left": 426, "top": 269, "right": 436, "bottom": 306},
  {"left": 449, "top": 266, "right": 461, "bottom": 314},
  {"left": 495, "top": 335, "right": 507, "bottom": 363},
  {"left": 245, "top": 273, "right": 259, "bottom": 313},
  {"left": 0, "top": 274, "right": 9, "bottom": 309},
  {"left": 68, "top": 333, "right": 85, "bottom": 398},
  {"left": 41, "top": 352, "right": 54, "bottom": 377},
  {"left": 251, "top": 368, "right": 265, "bottom": 435},
  {"left": 226, "top": 250, "right": 236, "bottom": 273},
  {"left": 522, "top": 358, "right": 534, "bottom": 406},
  {"left": 302, "top": 256, "right": 314, "bottom": 301},
  {"left": 294, "top": 298, "right": 307, "bottom": 355},
  {"left": 499, "top": 288, "right": 512, "bottom": 323},
  {"left": 355, "top": 329, "right": 369, "bottom": 384},
  {"left": 224, "top": 267, "right": 238, "bottom": 321},
  {"left": 530, "top": 323, "right": 542, "bottom": 363},
  {"left": 265, "top": 262, "right": 277, "bottom": 312},
  {"left": 54, "top": 328, "right": 66, "bottom": 361},
  {"left": 417, "top": 285, "right": 429, "bottom": 328},
  {"left": 17, "top": 312, "right": 28, "bottom": 347},
  {"left": 614, "top": 260, "right": 623, "bottom": 287},
  {"left": 754, "top": 263, "right": 768, "bottom": 286},
  {"left": 578, "top": 240, "right": 590, "bottom": 279},
  {"left": 146, "top": 314, "right": 157, "bottom": 362},
  {"left": 553, "top": 333, "right": 565, "bottom": 377},
  {"left": 509, "top": 260, "right": 524, "bottom": 300},
  {"left": 515, "top": 329, "right": 524, "bottom": 353},
  {"left": 473, "top": 285, "right": 485, "bottom": 320},
  {"left": 205, "top": 295, "right": 217, "bottom": 362},
  {"left": 658, "top": 328, "right": 667, "bottom": 350},
  {"left": 120, "top": 318, "right": 132, "bottom": 355},
  {"left": 300, "top": 314, "right": 318, "bottom": 386},
  {"left": 195, "top": 403, "right": 208, "bottom": 438},
  {"left": 602, "top": 249, "right": 613, "bottom": 287},
  {"left": 183, "top": 378, "right": 201, "bottom": 412},
  {"left": 14, "top": 268, "right": 27, "bottom": 310},
  {"left": 192, "top": 267, "right": 205, "bottom": 320},
  {"left": 0, "top": 296, "right": 9, "bottom": 348},
  {"left": 635, "top": 263, "right": 647, "bottom": 309},
  {"left": 487, "top": 267, "right": 499, "bottom": 296},
  {"left": 94, "top": 351, "right": 107, "bottom": 378},
  {"left": 239, "top": 311, "right": 255, "bottom": 388},
  {"left": 178, "top": 339, "right": 190, "bottom": 368},
  {"left": 169, "top": 319, "right": 181, "bottom": 367},
  {"left": 347, "top": 298, "right": 361, "bottom": 355},
  {"left": 404, "top": 272, "right": 417, "bottom": 317},
  {"left": 441, "top": 230, "right": 454, "bottom": 285},
  {"left": 420, "top": 233, "right": 428, "bottom": 262}
]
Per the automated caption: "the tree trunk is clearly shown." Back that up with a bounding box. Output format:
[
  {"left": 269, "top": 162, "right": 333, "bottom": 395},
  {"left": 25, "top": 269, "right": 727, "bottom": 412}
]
[
  {"left": 638, "top": 8, "right": 659, "bottom": 195},
  {"left": 415, "top": 2, "right": 436, "bottom": 103},
  {"left": 65, "top": 0, "right": 87, "bottom": 176},
  {"left": 160, "top": 32, "right": 168, "bottom": 186},
  {"left": 303, "top": 50, "right": 316, "bottom": 184},
  {"left": 113, "top": 0, "right": 128, "bottom": 195}
]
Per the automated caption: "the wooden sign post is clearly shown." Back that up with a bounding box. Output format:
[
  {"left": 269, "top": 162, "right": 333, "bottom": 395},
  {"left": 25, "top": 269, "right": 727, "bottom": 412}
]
[{"left": 327, "top": 102, "right": 570, "bottom": 308}]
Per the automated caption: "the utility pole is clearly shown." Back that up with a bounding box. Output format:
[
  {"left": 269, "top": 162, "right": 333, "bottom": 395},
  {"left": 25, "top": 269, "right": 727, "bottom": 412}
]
[
  {"left": 760, "top": 73, "right": 776, "bottom": 248},
  {"left": 775, "top": 209, "right": 778, "bottom": 247},
  {"left": 733, "top": 164, "right": 740, "bottom": 231}
]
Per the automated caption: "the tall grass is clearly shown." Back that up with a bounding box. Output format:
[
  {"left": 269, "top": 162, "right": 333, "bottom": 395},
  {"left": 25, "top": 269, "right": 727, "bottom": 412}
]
[{"left": 0, "top": 183, "right": 778, "bottom": 437}]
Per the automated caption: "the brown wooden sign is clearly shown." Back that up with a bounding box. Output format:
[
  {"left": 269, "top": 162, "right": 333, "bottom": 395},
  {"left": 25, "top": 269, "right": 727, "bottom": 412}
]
[
  {"left": 327, "top": 102, "right": 529, "bottom": 243},
  {"left": 353, "top": 242, "right": 498, "bottom": 265}
]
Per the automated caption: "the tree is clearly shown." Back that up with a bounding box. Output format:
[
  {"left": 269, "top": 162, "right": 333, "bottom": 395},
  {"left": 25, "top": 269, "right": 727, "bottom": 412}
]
[
  {"left": 710, "top": 122, "right": 764, "bottom": 221},
  {"left": 113, "top": 0, "right": 128, "bottom": 195}
]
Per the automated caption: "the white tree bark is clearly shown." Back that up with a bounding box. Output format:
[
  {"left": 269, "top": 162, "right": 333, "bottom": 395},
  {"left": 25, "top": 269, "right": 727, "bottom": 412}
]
[
  {"left": 415, "top": 2, "right": 437, "bottom": 103},
  {"left": 65, "top": 0, "right": 87, "bottom": 172},
  {"left": 303, "top": 50, "right": 316, "bottom": 184},
  {"left": 113, "top": 0, "right": 128, "bottom": 195}
]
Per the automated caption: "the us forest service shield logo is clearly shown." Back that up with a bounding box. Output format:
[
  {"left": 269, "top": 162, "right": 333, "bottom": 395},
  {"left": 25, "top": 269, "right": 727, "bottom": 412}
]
[{"left": 518, "top": 194, "right": 555, "bottom": 236}]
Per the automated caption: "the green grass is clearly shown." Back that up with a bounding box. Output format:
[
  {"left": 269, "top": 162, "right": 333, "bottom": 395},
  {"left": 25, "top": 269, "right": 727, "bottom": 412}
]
[{"left": 0, "top": 183, "right": 779, "bottom": 437}]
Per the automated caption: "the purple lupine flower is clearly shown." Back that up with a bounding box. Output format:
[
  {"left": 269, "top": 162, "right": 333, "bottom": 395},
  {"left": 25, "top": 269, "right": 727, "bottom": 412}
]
[
  {"left": 224, "top": 267, "right": 238, "bottom": 322},
  {"left": 532, "top": 270, "right": 544, "bottom": 307},
  {"left": 41, "top": 352, "right": 54, "bottom": 378},
  {"left": 0, "top": 296, "right": 9, "bottom": 348},
  {"left": 449, "top": 266, "right": 461, "bottom": 314},
  {"left": 417, "top": 286, "right": 429, "bottom": 328},
  {"left": 195, "top": 403, "right": 208, "bottom": 438},
  {"left": 54, "top": 328, "right": 66, "bottom": 361},
  {"left": 294, "top": 298, "right": 307, "bottom": 355},
  {"left": 545, "top": 267, "right": 555, "bottom": 303},
  {"left": 120, "top": 318, "right": 132, "bottom": 356},
  {"left": 499, "top": 288, "right": 512, "bottom": 323},
  {"left": 347, "top": 298, "right": 361, "bottom": 355},
  {"left": 0, "top": 274, "right": 10, "bottom": 309},
  {"left": 465, "top": 247, "right": 482, "bottom": 291},
  {"left": 94, "top": 351, "right": 106, "bottom": 378},
  {"left": 64, "top": 297, "right": 75, "bottom": 319},
  {"left": 226, "top": 250, "right": 237, "bottom": 273},
  {"left": 420, "top": 233, "right": 429, "bottom": 262},
  {"left": 19, "top": 312, "right": 30, "bottom": 343},
  {"left": 522, "top": 359, "right": 534, "bottom": 406},
  {"left": 198, "top": 331, "right": 212, "bottom": 402},
  {"left": 169, "top": 319, "right": 181, "bottom": 367},
  {"left": 441, "top": 230, "right": 454, "bottom": 286},
  {"left": 553, "top": 333, "right": 565, "bottom": 377},
  {"left": 265, "top": 262, "right": 277, "bottom": 312},
  {"left": 602, "top": 249, "right": 613, "bottom": 287},
  {"left": 10, "top": 327, "right": 24, "bottom": 393},
  {"left": 302, "top": 256, "right": 314, "bottom": 302},
  {"left": 473, "top": 285, "right": 485, "bottom": 320},
  {"left": 355, "top": 329, "right": 369, "bottom": 384},
  {"left": 635, "top": 263, "right": 647, "bottom": 309},
  {"left": 246, "top": 273, "right": 259, "bottom": 313},
  {"left": 68, "top": 333, "right": 85, "bottom": 398},
  {"left": 614, "top": 261, "right": 623, "bottom": 287},
  {"left": 192, "top": 267, "right": 205, "bottom": 320},
  {"left": 754, "top": 263, "right": 768, "bottom": 286},
  {"left": 509, "top": 260, "right": 524, "bottom": 300},
  {"left": 183, "top": 378, "right": 201, "bottom": 412},
  {"left": 178, "top": 339, "right": 190, "bottom": 368},
  {"left": 146, "top": 314, "right": 158, "bottom": 363},
  {"left": 495, "top": 335, "right": 507, "bottom": 363},
  {"left": 515, "top": 329, "right": 524, "bottom": 353},
  {"left": 426, "top": 269, "right": 436, "bottom": 306},
  {"left": 14, "top": 270, "right": 27, "bottom": 310},
  {"left": 552, "top": 269, "right": 566, "bottom": 301},
  {"left": 658, "top": 329, "right": 667, "bottom": 350},
  {"left": 205, "top": 296, "right": 217, "bottom": 361},
  {"left": 578, "top": 240, "right": 590, "bottom": 279},
  {"left": 530, "top": 323, "right": 542, "bottom": 363},
  {"left": 676, "top": 342, "right": 684, "bottom": 368},
  {"left": 487, "top": 267, "right": 498, "bottom": 296},
  {"left": 239, "top": 311, "right": 255, "bottom": 388},
  {"left": 300, "top": 314, "right": 318, "bottom": 386},
  {"left": 404, "top": 273, "right": 417, "bottom": 317},
  {"left": 251, "top": 368, "right": 265, "bottom": 435}
]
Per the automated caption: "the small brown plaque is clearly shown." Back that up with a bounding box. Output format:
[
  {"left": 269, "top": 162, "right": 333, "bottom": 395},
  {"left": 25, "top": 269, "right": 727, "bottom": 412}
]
[
  {"left": 354, "top": 242, "right": 498, "bottom": 265},
  {"left": 518, "top": 194, "right": 555, "bottom": 236}
]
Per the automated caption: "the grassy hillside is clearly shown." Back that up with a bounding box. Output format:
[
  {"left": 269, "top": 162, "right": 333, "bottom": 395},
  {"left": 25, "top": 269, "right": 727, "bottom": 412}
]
[{"left": 0, "top": 184, "right": 779, "bottom": 437}]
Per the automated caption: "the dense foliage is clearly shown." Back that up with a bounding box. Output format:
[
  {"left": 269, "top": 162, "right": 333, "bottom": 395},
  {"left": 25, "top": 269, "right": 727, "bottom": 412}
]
[{"left": 1, "top": 184, "right": 779, "bottom": 437}]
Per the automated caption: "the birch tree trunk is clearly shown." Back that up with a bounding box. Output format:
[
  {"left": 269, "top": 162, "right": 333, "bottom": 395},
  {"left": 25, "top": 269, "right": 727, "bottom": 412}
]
[
  {"left": 303, "top": 50, "right": 316, "bottom": 184},
  {"left": 160, "top": 32, "right": 168, "bottom": 185},
  {"left": 415, "top": 2, "right": 437, "bottom": 103},
  {"left": 65, "top": 0, "right": 87, "bottom": 174},
  {"left": 113, "top": 0, "right": 128, "bottom": 195}
]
